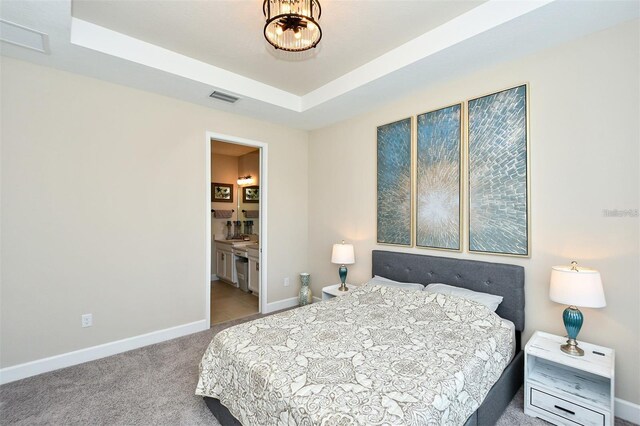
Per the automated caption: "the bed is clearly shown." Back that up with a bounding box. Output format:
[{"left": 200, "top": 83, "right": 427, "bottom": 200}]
[{"left": 197, "top": 250, "right": 525, "bottom": 425}]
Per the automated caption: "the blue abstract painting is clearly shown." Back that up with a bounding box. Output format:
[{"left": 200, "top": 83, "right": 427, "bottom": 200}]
[
  {"left": 416, "top": 104, "right": 461, "bottom": 250},
  {"left": 468, "top": 85, "right": 529, "bottom": 256},
  {"left": 377, "top": 118, "right": 412, "bottom": 246}
]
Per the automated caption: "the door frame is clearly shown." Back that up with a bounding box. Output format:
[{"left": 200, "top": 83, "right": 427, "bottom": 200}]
[{"left": 205, "top": 131, "right": 268, "bottom": 326}]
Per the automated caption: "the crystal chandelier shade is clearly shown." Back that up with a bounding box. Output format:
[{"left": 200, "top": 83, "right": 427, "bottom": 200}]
[{"left": 263, "top": 0, "right": 322, "bottom": 52}]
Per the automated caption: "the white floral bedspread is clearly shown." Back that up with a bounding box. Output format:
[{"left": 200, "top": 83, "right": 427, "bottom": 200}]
[{"left": 196, "top": 285, "right": 514, "bottom": 425}]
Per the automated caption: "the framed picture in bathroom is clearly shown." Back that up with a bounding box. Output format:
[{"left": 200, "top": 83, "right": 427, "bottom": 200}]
[
  {"left": 212, "top": 183, "right": 233, "bottom": 203},
  {"left": 243, "top": 186, "right": 259, "bottom": 203}
]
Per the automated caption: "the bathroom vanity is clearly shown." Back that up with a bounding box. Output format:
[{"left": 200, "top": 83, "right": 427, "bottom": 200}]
[
  {"left": 214, "top": 239, "right": 259, "bottom": 295},
  {"left": 247, "top": 244, "right": 260, "bottom": 295},
  {"left": 215, "top": 240, "right": 251, "bottom": 285}
]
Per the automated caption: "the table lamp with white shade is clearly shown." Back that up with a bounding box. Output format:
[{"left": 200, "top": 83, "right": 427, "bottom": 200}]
[
  {"left": 549, "top": 261, "right": 606, "bottom": 356},
  {"left": 331, "top": 241, "right": 355, "bottom": 292}
]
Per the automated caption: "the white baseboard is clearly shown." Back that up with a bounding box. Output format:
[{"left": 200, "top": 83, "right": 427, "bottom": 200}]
[
  {"left": 616, "top": 398, "right": 640, "bottom": 423},
  {"left": 264, "top": 295, "right": 323, "bottom": 314},
  {"left": 264, "top": 296, "right": 298, "bottom": 313},
  {"left": 210, "top": 274, "right": 218, "bottom": 281},
  {"left": 0, "top": 319, "right": 208, "bottom": 385}
]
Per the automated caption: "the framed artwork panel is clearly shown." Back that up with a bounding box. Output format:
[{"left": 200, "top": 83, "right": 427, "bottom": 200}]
[
  {"left": 377, "top": 117, "right": 413, "bottom": 246},
  {"left": 467, "top": 84, "right": 529, "bottom": 256},
  {"left": 243, "top": 186, "right": 259, "bottom": 203},
  {"left": 212, "top": 182, "right": 233, "bottom": 203},
  {"left": 416, "top": 104, "right": 462, "bottom": 251}
]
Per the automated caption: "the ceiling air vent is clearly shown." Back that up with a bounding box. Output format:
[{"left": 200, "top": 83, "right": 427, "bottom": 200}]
[
  {"left": 0, "top": 19, "right": 50, "bottom": 54},
  {"left": 209, "top": 91, "right": 239, "bottom": 103}
]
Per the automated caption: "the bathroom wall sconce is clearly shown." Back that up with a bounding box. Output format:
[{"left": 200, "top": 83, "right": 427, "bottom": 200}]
[{"left": 237, "top": 175, "right": 255, "bottom": 186}]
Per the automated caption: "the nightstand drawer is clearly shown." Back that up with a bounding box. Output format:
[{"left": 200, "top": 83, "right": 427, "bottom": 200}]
[{"left": 530, "top": 388, "right": 605, "bottom": 426}]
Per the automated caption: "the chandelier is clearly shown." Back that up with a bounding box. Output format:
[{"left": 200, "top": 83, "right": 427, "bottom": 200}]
[{"left": 263, "top": 0, "right": 322, "bottom": 52}]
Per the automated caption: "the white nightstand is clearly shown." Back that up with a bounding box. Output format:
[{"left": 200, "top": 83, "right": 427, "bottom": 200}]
[
  {"left": 524, "top": 331, "right": 615, "bottom": 426},
  {"left": 322, "top": 283, "right": 359, "bottom": 300}
]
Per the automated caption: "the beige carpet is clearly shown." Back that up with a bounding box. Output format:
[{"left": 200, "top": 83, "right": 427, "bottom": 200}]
[{"left": 1, "top": 312, "right": 636, "bottom": 425}]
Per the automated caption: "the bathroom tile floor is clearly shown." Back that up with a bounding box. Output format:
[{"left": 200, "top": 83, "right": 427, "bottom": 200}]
[{"left": 210, "top": 280, "right": 259, "bottom": 326}]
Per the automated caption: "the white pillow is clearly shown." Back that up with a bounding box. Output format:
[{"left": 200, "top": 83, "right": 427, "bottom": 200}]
[
  {"left": 365, "top": 275, "right": 424, "bottom": 291},
  {"left": 424, "top": 283, "right": 503, "bottom": 312}
]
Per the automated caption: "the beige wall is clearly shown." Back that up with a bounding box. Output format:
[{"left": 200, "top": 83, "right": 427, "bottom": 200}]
[
  {"left": 308, "top": 20, "right": 639, "bottom": 404},
  {"left": 0, "top": 57, "right": 308, "bottom": 367},
  {"left": 238, "top": 151, "right": 259, "bottom": 186}
]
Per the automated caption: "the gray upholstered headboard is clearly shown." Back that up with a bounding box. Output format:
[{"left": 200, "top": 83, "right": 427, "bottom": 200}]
[{"left": 372, "top": 250, "right": 525, "bottom": 332}]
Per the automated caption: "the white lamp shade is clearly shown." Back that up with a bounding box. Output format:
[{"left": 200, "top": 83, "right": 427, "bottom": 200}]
[
  {"left": 331, "top": 243, "right": 355, "bottom": 265},
  {"left": 549, "top": 265, "right": 606, "bottom": 308}
]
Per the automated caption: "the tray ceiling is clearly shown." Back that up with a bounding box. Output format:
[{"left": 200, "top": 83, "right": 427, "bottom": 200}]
[
  {"left": 1, "top": 0, "right": 638, "bottom": 129},
  {"left": 72, "top": 0, "right": 486, "bottom": 95}
]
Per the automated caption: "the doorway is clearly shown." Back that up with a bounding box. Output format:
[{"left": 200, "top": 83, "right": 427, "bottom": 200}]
[{"left": 205, "top": 132, "right": 267, "bottom": 327}]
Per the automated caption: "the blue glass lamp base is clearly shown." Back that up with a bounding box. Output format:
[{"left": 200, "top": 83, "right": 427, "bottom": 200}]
[
  {"left": 338, "top": 265, "right": 348, "bottom": 292},
  {"left": 561, "top": 306, "right": 584, "bottom": 356}
]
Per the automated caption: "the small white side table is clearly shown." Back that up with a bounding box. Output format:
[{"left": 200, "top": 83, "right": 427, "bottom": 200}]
[
  {"left": 524, "top": 331, "right": 615, "bottom": 426},
  {"left": 322, "top": 283, "right": 358, "bottom": 300}
]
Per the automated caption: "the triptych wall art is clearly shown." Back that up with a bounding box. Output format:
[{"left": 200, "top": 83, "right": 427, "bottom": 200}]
[
  {"left": 376, "top": 84, "right": 529, "bottom": 257},
  {"left": 468, "top": 86, "right": 529, "bottom": 256},
  {"left": 377, "top": 118, "right": 413, "bottom": 246},
  {"left": 416, "top": 104, "right": 462, "bottom": 251}
]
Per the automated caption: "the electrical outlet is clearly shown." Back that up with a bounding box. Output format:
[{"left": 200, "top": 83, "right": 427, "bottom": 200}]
[
  {"left": 283, "top": 277, "right": 290, "bottom": 287},
  {"left": 81, "top": 313, "right": 93, "bottom": 328}
]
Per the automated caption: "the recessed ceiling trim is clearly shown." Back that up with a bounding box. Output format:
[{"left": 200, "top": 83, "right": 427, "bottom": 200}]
[
  {"left": 68, "top": 1, "right": 555, "bottom": 114},
  {"left": 70, "top": 18, "right": 301, "bottom": 112},
  {"left": 2, "top": 0, "right": 636, "bottom": 129},
  {"left": 302, "top": 0, "right": 554, "bottom": 110}
]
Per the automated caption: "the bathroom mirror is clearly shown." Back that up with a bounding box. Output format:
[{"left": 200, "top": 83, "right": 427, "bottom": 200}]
[{"left": 211, "top": 140, "right": 260, "bottom": 240}]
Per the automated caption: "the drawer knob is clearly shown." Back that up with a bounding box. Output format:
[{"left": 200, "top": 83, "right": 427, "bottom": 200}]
[{"left": 554, "top": 405, "right": 575, "bottom": 416}]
